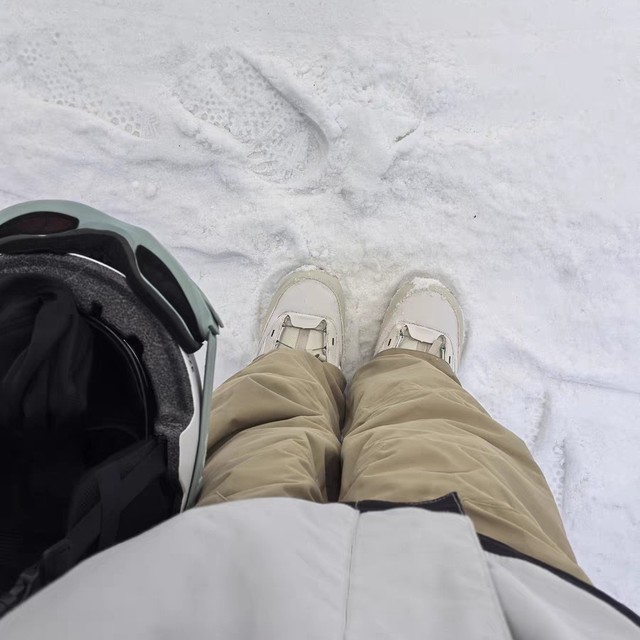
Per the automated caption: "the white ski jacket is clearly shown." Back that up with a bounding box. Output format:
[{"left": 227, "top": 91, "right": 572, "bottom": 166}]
[{"left": 1, "top": 498, "right": 638, "bottom": 639}]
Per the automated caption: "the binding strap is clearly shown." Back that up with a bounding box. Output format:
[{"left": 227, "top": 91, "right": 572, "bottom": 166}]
[{"left": 0, "top": 438, "right": 167, "bottom": 618}]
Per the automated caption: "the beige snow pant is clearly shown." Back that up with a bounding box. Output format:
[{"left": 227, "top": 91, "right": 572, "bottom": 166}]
[{"left": 197, "top": 348, "right": 590, "bottom": 584}]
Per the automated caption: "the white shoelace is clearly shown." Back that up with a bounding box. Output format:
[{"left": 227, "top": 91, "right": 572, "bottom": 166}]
[
  {"left": 275, "top": 316, "right": 328, "bottom": 362},
  {"left": 397, "top": 325, "right": 448, "bottom": 360}
]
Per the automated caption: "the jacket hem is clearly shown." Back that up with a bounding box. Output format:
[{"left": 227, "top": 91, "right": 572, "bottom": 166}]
[
  {"left": 478, "top": 534, "right": 640, "bottom": 628},
  {"left": 344, "top": 495, "right": 640, "bottom": 628}
]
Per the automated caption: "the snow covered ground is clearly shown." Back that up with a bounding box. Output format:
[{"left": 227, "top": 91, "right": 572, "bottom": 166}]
[{"left": 1, "top": 0, "right": 639, "bottom": 612}]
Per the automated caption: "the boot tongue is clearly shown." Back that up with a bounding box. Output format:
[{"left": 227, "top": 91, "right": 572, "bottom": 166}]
[
  {"left": 400, "top": 323, "right": 445, "bottom": 356},
  {"left": 286, "top": 313, "right": 327, "bottom": 330},
  {"left": 276, "top": 314, "right": 327, "bottom": 361}
]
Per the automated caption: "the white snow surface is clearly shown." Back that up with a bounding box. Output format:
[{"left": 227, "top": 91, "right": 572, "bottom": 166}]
[{"left": 1, "top": 0, "right": 640, "bottom": 613}]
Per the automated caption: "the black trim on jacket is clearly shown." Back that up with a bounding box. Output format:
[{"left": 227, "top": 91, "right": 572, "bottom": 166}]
[
  {"left": 345, "top": 492, "right": 465, "bottom": 516},
  {"left": 478, "top": 534, "right": 640, "bottom": 629},
  {"left": 346, "top": 493, "right": 640, "bottom": 629}
]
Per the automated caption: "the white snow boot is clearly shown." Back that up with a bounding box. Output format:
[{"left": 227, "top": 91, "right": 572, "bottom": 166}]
[
  {"left": 257, "top": 267, "right": 345, "bottom": 368},
  {"left": 374, "top": 277, "right": 465, "bottom": 373}
]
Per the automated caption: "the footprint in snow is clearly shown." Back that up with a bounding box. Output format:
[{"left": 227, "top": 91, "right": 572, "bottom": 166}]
[
  {"left": 3, "top": 30, "right": 160, "bottom": 139},
  {"left": 174, "top": 48, "right": 328, "bottom": 186}
]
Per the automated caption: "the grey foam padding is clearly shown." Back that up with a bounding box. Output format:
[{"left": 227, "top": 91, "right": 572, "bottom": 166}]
[{"left": 0, "top": 253, "right": 194, "bottom": 490}]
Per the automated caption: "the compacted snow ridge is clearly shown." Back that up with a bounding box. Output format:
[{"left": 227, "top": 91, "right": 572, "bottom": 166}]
[{"left": 1, "top": 0, "right": 639, "bottom": 612}]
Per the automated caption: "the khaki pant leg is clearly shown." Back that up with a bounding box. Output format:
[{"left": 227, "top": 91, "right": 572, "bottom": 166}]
[
  {"left": 197, "top": 349, "right": 346, "bottom": 506},
  {"left": 340, "top": 348, "right": 590, "bottom": 584}
]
